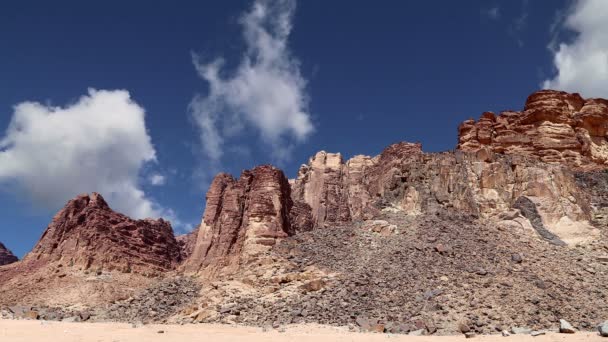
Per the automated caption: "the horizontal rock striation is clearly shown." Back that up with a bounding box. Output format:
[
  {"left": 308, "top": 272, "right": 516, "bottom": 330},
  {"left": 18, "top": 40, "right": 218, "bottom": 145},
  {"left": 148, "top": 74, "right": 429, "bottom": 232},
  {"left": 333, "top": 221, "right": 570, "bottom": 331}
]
[
  {"left": 0, "top": 242, "right": 18, "bottom": 266},
  {"left": 183, "top": 165, "right": 296, "bottom": 275},
  {"left": 457, "top": 90, "right": 608, "bottom": 169},
  {"left": 23, "top": 193, "right": 181, "bottom": 274}
]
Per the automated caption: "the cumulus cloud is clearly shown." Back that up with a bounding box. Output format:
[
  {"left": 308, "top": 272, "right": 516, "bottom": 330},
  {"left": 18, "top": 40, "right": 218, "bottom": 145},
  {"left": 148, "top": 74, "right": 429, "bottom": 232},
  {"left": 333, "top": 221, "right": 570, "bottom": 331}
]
[
  {"left": 543, "top": 0, "right": 608, "bottom": 98},
  {"left": 0, "top": 89, "right": 170, "bottom": 220},
  {"left": 189, "top": 0, "right": 313, "bottom": 164}
]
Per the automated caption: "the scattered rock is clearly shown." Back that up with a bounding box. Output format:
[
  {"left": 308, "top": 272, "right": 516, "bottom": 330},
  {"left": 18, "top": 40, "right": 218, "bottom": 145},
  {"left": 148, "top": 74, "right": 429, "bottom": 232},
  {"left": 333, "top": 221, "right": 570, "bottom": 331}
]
[
  {"left": 559, "top": 319, "right": 576, "bottom": 333},
  {"left": 511, "top": 327, "right": 532, "bottom": 335},
  {"left": 408, "top": 329, "right": 424, "bottom": 336},
  {"left": 511, "top": 253, "right": 523, "bottom": 263},
  {"left": 598, "top": 321, "right": 608, "bottom": 337}
]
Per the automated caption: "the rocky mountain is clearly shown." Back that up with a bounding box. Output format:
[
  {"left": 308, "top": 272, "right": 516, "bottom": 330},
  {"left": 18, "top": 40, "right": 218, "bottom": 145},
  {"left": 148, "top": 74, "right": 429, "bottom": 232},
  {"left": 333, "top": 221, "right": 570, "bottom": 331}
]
[
  {"left": 182, "top": 165, "right": 296, "bottom": 275},
  {"left": 458, "top": 90, "right": 608, "bottom": 169},
  {"left": 0, "top": 242, "right": 18, "bottom": 266},
  {"left": 3, "top": 89, "right": 608, "bottom": 335},
  {"left": 23, "top": 192, "right": 181, "bottom": 274}
]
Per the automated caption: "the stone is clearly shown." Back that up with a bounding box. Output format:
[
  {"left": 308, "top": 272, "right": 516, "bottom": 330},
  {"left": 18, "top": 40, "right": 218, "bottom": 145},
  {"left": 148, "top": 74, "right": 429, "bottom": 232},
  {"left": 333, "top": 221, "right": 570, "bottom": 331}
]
[
  {"left": 511, "top": 253, "right": 523, "bottom": 263},
  {"left": 465, "top": 332, "right": 476, "bottom": 338},
  {"left": 0, "top": 242, "right": 18, "bottom": 266},
  {"left": 300, "top": 279, "right": 325, "bottom": 292},
  {"left": 598, "top": 321, "right": 608, "bottom": 337},
  {"left": 531, "top": 330, "right": 545, "bottom": 336},
  {"left": 501, "top": 330, "right": 510, "bottom": 337},
  {"left": 23, "top": 311, "right": 39, "bottom": 320},
  {"left": 559, "top": 319, "right": 576, "bottom": 333},
  {"left": 511, "top": 327, "right": 532, "bottom": 334},
  {"left": 408, "top": 329, "right": 425, "bottom": 336},
  {"left": 459, "top": 320, "right": 471, "bottom": 333}
]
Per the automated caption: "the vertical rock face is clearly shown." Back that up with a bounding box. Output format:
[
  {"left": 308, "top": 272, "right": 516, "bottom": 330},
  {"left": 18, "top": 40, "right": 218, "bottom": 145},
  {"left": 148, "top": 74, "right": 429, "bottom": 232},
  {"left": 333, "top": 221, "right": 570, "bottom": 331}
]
[
  {"left": 0, "top": 242, "right": 18, "bottom": 266},
  {"left": 457, "top": 90, "right": 608, "bottom": 169},
  {"left": 23, "top": 193, "right": 181, "bottom": 274},
  {"left": 290, "top": 143, "right": 424, "bottom": 227},
  {"left": 176, "top": 226, "right": 199, "bottom": 260},
  {"left": 183, "top": 165, "right": 294, "bottom": 275},
  {"left": 290, "top": 143, "right": 597, "bottom": 245},
  {"left": 291, "top": 151, "right": 352, "bottom": 228}
]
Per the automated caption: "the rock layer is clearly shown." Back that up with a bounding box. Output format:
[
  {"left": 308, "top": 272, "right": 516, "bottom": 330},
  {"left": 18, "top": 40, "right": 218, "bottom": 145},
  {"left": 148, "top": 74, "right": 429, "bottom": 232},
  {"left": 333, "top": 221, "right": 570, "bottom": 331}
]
[
  {"left": 183, "top": 165, "right": 295, "bottom": 275},
  {"left": 290, "top": 141, "right": 596, "bottom": 245},
  {"left": 457, "top": 90, "right": 608, "bottom": 169},
  {"left": 0, "top": 242, "right": 18, "bottom": 266},
  {"left": 23, "top": 193, "right": 181, "bottom": 274}
]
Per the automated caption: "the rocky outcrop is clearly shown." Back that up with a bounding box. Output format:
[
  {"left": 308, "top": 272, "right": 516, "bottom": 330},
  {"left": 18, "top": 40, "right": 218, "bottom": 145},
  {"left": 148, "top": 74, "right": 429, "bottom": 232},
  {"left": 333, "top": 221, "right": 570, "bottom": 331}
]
[
  {"left": 290, "top": 142, "right": 597, "bottom": 245},
  {"left": 183, "top": 165, "right": 294, "bottom": 275},
  {"left": 0, "top": 242, "right": 18, "bottom": 266},
  {"left": 176, "top": 227, "right": 199, "bottom": 260},
  {"left": 457, "top": 90, "right": 608, "bottom": 169},
  {"left": 23, "top": 193, "right": 181, "bottom": 275},
  {"left": 290, "top": 143, "right": 424, "bottom": 228}
]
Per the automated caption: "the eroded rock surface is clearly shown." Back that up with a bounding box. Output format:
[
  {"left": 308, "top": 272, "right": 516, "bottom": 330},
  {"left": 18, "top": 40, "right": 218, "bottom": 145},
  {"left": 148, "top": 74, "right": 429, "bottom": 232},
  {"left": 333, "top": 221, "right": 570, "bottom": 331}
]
[
  {"left": 176, "top": 227, "right": 199, "bottom": 260},
  {"left": 458, "top": 90, "right": 608, "bottom": 169},
  {"left": 183, "top": 165, "right": 295, "bottom": 275},
  {"left": 290, "top": 142, "right": 596, "bottom": 245},
  {"left": 0, "top": 242, "right": 18, "bottom": 266},
  {"left": 23, "top": 193, "right": 181, "bottom": 274}
]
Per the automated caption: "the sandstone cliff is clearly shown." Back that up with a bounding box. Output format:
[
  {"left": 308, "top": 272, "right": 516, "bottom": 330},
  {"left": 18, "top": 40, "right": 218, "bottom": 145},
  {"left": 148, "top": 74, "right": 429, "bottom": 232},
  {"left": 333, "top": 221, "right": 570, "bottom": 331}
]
[
  {"left": 0, "top": 242, "right": 18, "bottom": 266},
  {"left": 176, "top": 227, "right": 199, "bottom": 260},
  {"left": 458, "top": 90, "right": 608, "bottom": 169},
  {"left": 23, "top": 193, "right": 181, "bottom": 274},
  {"left": 290, "top": 142, "right": 597, "bottom": 245},
  {"left": 183, "top": 165, "right": 295, "bottom": 275}
]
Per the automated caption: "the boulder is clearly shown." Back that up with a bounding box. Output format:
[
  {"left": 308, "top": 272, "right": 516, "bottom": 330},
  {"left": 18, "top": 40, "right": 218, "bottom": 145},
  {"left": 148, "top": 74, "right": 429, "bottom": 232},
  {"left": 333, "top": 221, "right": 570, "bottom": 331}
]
[{"left": 559, "top": 319, "right": 576, "bottom": 333}]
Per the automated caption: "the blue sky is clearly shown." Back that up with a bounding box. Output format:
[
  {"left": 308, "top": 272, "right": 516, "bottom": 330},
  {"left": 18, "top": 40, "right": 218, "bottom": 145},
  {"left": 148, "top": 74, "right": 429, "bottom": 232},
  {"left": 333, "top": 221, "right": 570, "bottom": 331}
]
[{"left": 1, "top": 0, "right": 607, "bottom": 257}]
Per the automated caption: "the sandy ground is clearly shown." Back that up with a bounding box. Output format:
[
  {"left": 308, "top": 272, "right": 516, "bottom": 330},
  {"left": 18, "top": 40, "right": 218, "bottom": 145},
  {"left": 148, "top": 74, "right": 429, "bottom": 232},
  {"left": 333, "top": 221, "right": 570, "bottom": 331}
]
[{"left": 0, "top": 319, "right": 606, "bottom": 342}]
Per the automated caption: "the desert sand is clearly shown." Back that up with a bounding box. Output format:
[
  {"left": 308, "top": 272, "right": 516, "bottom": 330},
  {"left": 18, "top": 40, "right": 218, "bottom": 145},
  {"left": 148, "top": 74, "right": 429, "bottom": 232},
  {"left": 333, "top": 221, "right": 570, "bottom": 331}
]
[{"left": 0, "top": 319, "right": 605, "bottom": 342}]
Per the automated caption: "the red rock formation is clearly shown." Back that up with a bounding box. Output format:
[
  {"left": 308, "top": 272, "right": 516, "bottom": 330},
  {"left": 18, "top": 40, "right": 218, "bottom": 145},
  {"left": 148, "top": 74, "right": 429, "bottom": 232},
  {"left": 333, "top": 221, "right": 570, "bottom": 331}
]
[
  {"left": 457, "top": 90, "right": 608, "bottom": 169},
  {"left": 23, "top": 193, "right": 181, "bottom": 274},
  {"left": 290, "top": 142, "right": 423, "bottom": 228},
  {"left": 0, "top": 242, "right": 18, "bottom": 266},
  {"left": 183, "top": 165, "right": 295, "bottom": 275},
  {"left": 176, "top": 226, "right": 199, "bottom": 260}
]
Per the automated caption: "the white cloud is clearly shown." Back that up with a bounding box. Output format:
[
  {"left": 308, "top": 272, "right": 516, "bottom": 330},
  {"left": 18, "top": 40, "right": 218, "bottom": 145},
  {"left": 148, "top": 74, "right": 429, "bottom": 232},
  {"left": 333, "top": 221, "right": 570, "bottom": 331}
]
[
  {"left": 0, "top": 89, "right": 170, "bottom": 221},
  {"left": 543, "top": 0, "right": 608, "bottom": 98},
  {"left": 149, "top": 173, "right": 166, "bottom": 186},
  {"left": 189, "top": 0, "right": 313, "bottom": 164}
]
